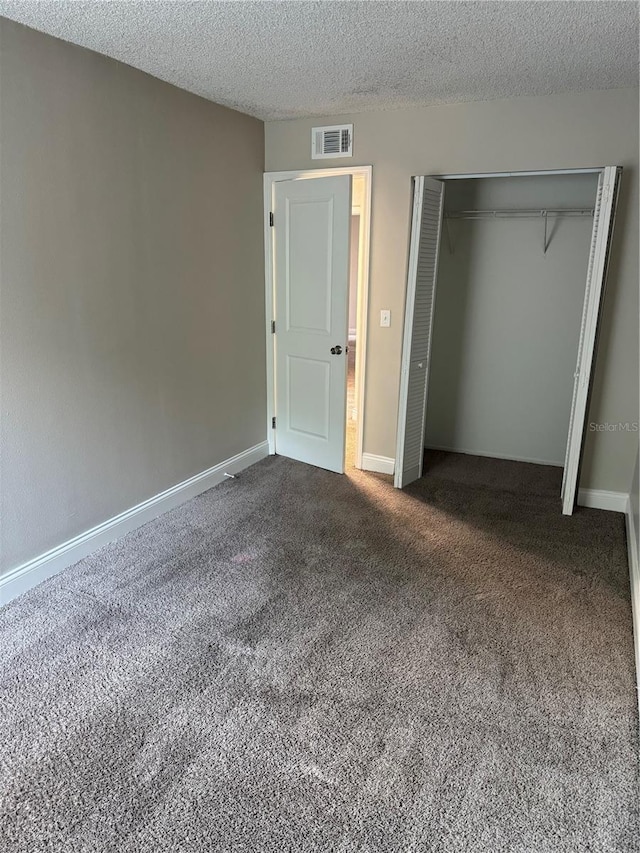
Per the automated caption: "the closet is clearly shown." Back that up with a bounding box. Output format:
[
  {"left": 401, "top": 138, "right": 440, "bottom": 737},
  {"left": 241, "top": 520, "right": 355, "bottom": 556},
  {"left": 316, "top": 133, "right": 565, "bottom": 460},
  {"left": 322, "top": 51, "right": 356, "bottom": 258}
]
[{"left": 395, "top": 167, "right": 621, "bottom": 515}]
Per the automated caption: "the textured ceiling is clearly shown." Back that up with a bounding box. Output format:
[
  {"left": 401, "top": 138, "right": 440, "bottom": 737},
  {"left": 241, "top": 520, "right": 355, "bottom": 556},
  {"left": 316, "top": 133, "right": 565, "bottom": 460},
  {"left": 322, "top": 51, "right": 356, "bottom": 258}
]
[{"left": 0, "top": 1, "right": 637, "bottom": 121}]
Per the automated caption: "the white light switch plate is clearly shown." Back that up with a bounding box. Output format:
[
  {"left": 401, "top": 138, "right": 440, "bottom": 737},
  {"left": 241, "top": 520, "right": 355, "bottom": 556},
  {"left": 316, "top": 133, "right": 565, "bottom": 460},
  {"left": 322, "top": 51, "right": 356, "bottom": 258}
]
[{"left": 380, "top": 309, "right": 391, "bottom": 327}]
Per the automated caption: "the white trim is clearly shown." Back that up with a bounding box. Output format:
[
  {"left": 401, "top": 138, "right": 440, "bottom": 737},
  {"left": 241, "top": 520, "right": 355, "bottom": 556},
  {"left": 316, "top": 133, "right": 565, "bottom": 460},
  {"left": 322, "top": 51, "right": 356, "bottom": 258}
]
[
  {"left": 361, "top": 453, "right": 395, "bottom": 475},
  {"left": 263, "top": 173, "right": 277, "bottom": 455},
  {"left": 425, "top": 444, "right": 564, "bottom": 468},
  {"left": 0, "top": 441, "right": 269, "bottom": 607},
  {"left": 576, "top": 488, "right": 628, "bottom": 513},
  {"left": 625, "top": 495, "right": 640, "bottom": 702},
  {"left": 264, "top": 165, "right": 372, "bottom": 469},
  {"left": 348, "top": 328, "right": 357, "bottom": 341},
  {"left": 423, "top": 448, "right": 628, "bottom": 513}
]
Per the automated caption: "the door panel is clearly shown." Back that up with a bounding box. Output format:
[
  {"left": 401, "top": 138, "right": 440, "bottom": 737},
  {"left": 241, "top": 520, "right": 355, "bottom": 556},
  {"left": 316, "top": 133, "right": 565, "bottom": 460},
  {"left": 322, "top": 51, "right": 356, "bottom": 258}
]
[
  {"left": 395, "top": 176, "right": 445, "bottom": 488},
  {"left": 561, "top": 166, "right": 621, "bottom": 514},
  {"left": 287, "top": 198, "right": 333, "bottom": 333},
  {"left": 287, "top": 356, "right": 330, "bottom": 438},
  {"left": 274, "top": 176, "right": 351, "bottom": 473}
]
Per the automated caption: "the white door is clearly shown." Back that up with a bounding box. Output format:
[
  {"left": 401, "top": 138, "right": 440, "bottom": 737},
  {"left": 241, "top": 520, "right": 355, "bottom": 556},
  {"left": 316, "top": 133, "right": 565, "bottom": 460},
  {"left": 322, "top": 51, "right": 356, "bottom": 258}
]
[
  {"left": 561, "top": 166, "right": 621, "bottom": 515},
  {"left": 394, "top": 176, "right": 445, "bottom": 488},
  {"left": 273, "top": 175, "right": 351, "bottom": 473}
]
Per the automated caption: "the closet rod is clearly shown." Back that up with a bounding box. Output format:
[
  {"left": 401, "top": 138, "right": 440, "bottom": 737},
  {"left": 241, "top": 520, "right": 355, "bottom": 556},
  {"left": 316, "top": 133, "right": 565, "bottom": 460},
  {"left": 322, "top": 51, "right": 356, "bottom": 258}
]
[
  {"left": 444, "top": 207, "right": 594, "bottom": 220},
  {"left": 443, "top": 208, "right": 594, "bottom": 254}
]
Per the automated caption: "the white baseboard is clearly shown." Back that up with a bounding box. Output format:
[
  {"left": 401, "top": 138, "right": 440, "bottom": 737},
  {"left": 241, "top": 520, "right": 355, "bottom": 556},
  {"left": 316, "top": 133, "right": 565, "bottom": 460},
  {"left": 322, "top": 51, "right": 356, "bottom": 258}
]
[
  {"left": 424, "top": 448, "right": 627, "bottom": 513},
  {"left": 0, "top": 441, "right": 269, "bottom": 607},
  {"left": 424, "top": 444, "right": 563, "bottom": 468},
  {"left": 625, "top": 495, "right": 640, "bottom": 701},
  {"left": 361, "top": 453, "right": 395, "bottom": 475},
  {"left": 577, "top": 488, "right": 628, "bottom": 513}
]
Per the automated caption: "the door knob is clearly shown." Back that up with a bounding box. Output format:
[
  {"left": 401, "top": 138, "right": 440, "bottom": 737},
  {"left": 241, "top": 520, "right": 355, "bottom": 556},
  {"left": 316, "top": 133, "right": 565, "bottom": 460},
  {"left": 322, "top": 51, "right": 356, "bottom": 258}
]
[{"left": 330, "top": 345, "right": 343, "bottom": 355}]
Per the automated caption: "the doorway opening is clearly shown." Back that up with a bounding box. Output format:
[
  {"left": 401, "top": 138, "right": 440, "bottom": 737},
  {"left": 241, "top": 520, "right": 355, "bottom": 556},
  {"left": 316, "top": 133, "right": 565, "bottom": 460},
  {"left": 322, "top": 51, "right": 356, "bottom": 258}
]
[
  {"left": 395, "top": 166, "right": 621, "bottom": 515},
  {"left": 264, "top": 166, "right": 372, "bottom": 474},
  {"left": 346, "top": 173, "right": 368, "bottom": 469}
]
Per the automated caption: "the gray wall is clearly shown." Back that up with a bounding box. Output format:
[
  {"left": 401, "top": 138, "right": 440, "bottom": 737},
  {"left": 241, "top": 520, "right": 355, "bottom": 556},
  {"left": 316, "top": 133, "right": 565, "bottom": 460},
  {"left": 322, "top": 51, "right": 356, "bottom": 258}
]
[
  {"left": 265, "top": 87, "right": 639, "bottom": 495},
  {"left": 0, "top": 20, "right": 266, "bottom": 575},
  {"left": 425, "top": 174, "right": 598, "bottom": 466}
]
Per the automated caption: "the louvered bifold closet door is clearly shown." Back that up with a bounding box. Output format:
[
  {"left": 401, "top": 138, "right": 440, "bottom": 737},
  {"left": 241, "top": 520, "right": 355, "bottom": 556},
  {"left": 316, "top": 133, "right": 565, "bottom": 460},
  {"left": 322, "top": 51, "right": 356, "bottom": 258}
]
[
  {"left": 394, "top": 177, "right": 445, "bottom": 488},
  {"left": 561, "top": 166, "right": 621, "bottom": 515}
]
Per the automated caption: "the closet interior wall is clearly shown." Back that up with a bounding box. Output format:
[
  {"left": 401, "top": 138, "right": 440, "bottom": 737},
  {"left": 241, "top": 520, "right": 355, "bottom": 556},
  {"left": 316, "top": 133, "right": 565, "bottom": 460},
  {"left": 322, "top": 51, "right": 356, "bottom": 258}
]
[{"left": 425, "top": 173, "right": 600, "bottom": 467}]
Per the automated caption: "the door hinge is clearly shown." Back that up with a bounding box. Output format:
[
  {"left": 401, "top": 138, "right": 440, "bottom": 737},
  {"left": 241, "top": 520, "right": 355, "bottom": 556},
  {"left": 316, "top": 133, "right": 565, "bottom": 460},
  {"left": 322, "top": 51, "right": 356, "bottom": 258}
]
[
  {"left": 269, "top": 212, "right": 274, "bottom": 227},
  {"left": 271, "top": 320, "right": 276, "bottom": 334},
  {"left": 272, "top": 416, "right": 276, "bottom": 429}
]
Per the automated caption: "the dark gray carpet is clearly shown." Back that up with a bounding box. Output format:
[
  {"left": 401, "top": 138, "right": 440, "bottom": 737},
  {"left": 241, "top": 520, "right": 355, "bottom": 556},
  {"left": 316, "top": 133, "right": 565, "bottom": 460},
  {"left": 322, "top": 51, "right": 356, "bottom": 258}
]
[{"left": 1, "top": 451, "right": 638, "bottom": 852}]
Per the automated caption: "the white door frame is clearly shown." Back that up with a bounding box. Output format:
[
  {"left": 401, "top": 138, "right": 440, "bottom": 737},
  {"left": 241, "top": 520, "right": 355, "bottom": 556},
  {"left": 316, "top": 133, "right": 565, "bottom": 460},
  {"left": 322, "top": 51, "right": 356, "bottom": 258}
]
[
  {"left": 264, "top": 165, "right": 372, "bottom": 469},
  {"left": 561, "top": 166, "right": 621, "bottom": 514}
]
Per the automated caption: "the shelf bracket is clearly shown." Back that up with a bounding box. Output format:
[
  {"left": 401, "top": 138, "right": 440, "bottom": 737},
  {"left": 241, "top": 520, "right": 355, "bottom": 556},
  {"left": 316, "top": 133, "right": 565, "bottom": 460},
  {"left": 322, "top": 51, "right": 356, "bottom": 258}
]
[{"left": 445, "top": 218, "right": 454, "bottom": 254}]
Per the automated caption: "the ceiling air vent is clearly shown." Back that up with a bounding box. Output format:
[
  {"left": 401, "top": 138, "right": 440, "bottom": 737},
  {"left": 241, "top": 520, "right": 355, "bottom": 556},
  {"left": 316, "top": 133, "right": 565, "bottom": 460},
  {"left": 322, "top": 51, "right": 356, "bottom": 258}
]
[{"left": 311, "top": 124, "right": 353, "bottom": 159}]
